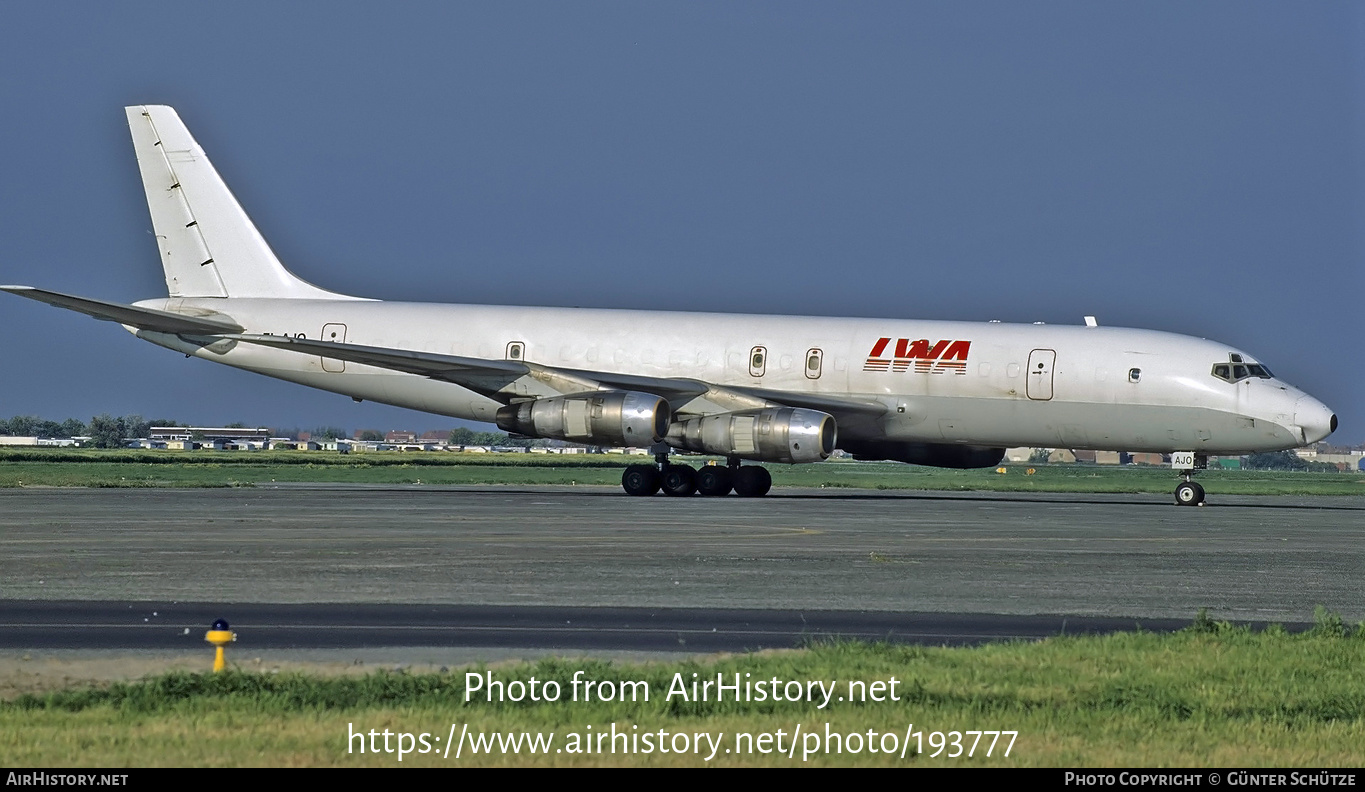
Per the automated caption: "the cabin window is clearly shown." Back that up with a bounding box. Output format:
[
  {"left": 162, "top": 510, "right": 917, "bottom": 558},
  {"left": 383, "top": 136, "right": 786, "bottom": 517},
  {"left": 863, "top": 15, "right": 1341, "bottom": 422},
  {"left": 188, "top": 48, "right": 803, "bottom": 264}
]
[
  {"left": 805, "top": 348, "right": 823, "bottom": 379},
  {"left": 506, "top": 341, "right": 524, "bottom": 361},
  {"left": 749, "top": 346, "right": 767, "bottom": 377},
  {"left": 1128, "top": 368, "right": 1141, "bottom": 383}
]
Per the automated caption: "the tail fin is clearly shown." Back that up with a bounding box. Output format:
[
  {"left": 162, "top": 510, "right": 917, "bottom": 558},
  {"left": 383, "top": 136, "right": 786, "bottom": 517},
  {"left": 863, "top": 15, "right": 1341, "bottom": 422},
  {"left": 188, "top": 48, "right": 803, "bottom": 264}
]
[{"left": 126, "top": 105, "right": 357, "bottom": 300}]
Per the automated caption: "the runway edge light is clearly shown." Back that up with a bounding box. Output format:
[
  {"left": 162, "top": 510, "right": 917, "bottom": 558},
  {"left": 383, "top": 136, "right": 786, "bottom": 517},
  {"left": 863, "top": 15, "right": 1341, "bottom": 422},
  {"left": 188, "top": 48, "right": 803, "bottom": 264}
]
[{"left": 206, "top": 618, "right": 236, "bottom": 673}]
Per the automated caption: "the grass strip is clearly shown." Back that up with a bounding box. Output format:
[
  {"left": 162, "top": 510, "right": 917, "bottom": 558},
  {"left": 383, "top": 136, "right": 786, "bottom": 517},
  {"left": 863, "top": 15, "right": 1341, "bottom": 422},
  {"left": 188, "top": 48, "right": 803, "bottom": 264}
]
[{"left": 5, "top": 618, "right": 1365, "bottom": 766}]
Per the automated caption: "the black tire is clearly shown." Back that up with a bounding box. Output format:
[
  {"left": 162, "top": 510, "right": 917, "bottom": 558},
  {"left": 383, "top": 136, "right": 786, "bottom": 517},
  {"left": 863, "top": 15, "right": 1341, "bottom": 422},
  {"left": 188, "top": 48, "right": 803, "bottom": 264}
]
[
  {"left": 753, "top": 466, "right": 772, "bottom": 496},
  {"left": 733, "top": 466, "right": 772, "bottom": 497},
  {"left": 622, "top": 464, "right": 661, "bottom": 496},
  {"left": 696, "top": 465, "right": 733, "bottom": 497},
  {"left": 661, "top": 464, "right": 698, "bottom": 497},
  {"left": 1174, "top": 481, "right": 1204, "bottom": 506}
]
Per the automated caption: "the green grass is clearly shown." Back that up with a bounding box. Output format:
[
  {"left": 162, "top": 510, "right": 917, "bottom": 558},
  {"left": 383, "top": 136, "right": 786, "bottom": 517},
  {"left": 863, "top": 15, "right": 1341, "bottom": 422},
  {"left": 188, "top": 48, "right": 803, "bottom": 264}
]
[
  {"left": 0, "top": 448, "right": 1361, "bottom": 495},
  {"left": 6, "top": 621, "right": 1365, "bottom": 766}
]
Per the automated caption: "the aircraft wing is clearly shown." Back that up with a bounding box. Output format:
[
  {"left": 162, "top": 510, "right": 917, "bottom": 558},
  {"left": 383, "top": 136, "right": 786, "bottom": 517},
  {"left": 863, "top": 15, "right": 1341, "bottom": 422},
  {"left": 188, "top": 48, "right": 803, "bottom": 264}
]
[
  {"left": 228, "top": 334, "right": 537, "bottom": 397},
  {"left": 228, "top": 333, "right": 710, "bottom": 405},
  {"left": 1, "top": 285, "right": 244, "bottom": 335},
  {"left": 229, "top": 334, "right": 886, "bottom": 425}
]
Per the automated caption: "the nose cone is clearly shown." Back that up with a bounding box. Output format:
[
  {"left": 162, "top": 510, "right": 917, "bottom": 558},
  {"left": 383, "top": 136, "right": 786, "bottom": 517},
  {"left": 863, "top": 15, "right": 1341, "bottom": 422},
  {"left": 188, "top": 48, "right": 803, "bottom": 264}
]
[{"left": 1294, "top": 396, "right": 1337, "bottom": 445}]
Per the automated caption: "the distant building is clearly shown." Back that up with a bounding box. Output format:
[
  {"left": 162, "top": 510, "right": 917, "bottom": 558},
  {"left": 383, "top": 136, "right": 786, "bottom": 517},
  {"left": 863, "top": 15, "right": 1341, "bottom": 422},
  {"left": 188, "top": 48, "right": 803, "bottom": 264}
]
[
  {"left": 0, "top": 436, "right": 78, "bottom": 447},
  {"left": 150, "top": 427, "right": 270, "bottom": 443},
  {"left": 1128, "top": 452, "right": 1166, "bottom": 466},
  {"left": 384, "top": 430, "right": 417, "bottom": 444}
]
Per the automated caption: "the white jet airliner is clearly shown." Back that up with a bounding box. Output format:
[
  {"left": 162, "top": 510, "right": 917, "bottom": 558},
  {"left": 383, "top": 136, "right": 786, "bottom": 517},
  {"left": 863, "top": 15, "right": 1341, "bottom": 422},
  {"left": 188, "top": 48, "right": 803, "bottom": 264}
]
[{"left": 2, "top": 106, "right": 1338, "bottom": 504}]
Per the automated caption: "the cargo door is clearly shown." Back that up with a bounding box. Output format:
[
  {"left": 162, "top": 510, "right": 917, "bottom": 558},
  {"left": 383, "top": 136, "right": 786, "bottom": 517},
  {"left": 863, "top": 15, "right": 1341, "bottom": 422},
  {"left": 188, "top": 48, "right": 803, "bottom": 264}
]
[
  {"left": 321, "top": 323, "right": 347, "bottom": 372},
  {"left": 1026, "top": 348, "right": 1055, "bottom": 401}
]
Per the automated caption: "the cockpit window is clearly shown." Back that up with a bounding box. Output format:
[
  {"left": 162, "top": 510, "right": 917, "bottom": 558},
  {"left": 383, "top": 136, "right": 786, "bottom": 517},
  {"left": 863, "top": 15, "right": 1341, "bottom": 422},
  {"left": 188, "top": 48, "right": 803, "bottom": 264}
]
[{"left": 1212, "top": 354, "right": 1273, "bottom": 384}]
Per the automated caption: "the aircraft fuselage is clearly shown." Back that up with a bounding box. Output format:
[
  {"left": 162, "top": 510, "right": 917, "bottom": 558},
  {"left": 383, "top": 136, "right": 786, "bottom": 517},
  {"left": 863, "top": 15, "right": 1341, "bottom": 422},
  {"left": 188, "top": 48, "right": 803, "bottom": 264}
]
[{"left": 132, "top": 297, "right": 1334, "bottom": 455}]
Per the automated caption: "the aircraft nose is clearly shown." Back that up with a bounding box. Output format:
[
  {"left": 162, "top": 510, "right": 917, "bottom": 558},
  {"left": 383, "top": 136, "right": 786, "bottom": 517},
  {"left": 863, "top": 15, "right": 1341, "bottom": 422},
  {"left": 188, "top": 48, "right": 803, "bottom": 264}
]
[{"left": 1294, "top": 396, "right": 1337, "bottom": 445}]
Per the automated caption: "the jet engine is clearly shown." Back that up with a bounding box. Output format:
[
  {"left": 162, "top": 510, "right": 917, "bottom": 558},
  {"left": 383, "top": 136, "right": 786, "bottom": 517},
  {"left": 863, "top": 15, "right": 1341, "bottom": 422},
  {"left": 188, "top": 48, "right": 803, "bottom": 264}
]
[
  {"left": 495, "top": 391, "right": 670, "bottom": 445},
  {"left": 666, "top": 407, "right": 836, "bottom": 464},
  {"left": 840, "top": 439, "right": 1005, "bottom": 469}
]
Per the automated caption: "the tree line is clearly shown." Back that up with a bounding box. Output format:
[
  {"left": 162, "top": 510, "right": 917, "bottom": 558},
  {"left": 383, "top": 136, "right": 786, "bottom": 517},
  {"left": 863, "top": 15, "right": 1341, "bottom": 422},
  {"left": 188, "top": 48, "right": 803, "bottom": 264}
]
[{"left": 0, "top": 414, "right": 181, "bottom": 448}]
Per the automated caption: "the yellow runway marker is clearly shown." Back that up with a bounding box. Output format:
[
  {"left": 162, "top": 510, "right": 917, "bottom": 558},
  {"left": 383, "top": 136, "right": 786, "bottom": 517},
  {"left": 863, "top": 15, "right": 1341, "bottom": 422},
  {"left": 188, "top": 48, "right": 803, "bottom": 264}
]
[{"left": 205, "top": 618, "right": 236, "bottom": 673}]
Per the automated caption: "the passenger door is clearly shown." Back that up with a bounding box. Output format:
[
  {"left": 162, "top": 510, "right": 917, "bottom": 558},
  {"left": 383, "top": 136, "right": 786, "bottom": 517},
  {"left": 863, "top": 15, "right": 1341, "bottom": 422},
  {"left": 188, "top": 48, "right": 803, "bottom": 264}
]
[
  {"left": 1026, "top": 349, "right": 1055, "bottom": 401},
  {"left": 320, "top": 323, "right": 347, "bottom": 372}
]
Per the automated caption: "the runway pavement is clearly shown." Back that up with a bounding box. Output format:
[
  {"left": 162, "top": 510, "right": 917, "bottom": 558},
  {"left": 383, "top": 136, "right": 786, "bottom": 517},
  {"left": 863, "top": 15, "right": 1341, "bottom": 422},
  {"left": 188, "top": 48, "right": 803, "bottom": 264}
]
[
  {"left": 0, "top": 600, "right": 1210, "bottom": 653},
  {"left": 2, "top": 485, "right": 1361, "bottom": 639}
]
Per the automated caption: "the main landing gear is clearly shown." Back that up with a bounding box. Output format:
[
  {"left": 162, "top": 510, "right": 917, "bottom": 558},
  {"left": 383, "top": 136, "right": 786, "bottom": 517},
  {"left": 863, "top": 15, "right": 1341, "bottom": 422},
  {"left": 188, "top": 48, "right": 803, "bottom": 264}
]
[
  {"left": 621, "top": 449, "right": 772, "bottom": 497},
  {"left": 1173, "top": 453, "right": 1208, "bottom": 506}
]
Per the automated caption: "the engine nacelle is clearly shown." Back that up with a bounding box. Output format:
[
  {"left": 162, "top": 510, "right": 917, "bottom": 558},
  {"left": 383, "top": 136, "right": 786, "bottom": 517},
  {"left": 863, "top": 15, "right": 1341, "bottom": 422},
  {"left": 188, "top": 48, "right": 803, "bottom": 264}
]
[
  {"left": 495, "top": 391, "right": 670, "bottom": 446},
  {"left": 666, "top": 407, "right": 836, "bottom": 464},
  {"left": 841, "top": 439, "right": 1005, "bottom": 469}
]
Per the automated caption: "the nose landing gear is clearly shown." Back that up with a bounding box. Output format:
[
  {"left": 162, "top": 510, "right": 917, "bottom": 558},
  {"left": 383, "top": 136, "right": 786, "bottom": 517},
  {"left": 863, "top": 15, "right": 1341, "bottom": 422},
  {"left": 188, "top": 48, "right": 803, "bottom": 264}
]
[
  {"left": 1174, "top": 479, "right": 1205, "bottom": 506},
  {"left": 1172, "top": 452, "right": 1208, "bottom": 506}
]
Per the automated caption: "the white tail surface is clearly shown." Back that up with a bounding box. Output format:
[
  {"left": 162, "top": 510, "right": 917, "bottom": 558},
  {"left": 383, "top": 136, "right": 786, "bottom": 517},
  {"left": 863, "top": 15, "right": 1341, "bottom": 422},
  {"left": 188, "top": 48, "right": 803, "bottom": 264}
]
[{"left": 126, "top": 105, "right": 359, "bottom": 300}]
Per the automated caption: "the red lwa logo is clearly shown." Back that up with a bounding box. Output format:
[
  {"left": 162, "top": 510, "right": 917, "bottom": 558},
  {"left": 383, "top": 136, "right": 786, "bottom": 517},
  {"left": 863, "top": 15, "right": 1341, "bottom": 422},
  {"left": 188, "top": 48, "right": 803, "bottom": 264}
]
[{"left": 863, "top": 337, "right": 971, "bottom": 374}]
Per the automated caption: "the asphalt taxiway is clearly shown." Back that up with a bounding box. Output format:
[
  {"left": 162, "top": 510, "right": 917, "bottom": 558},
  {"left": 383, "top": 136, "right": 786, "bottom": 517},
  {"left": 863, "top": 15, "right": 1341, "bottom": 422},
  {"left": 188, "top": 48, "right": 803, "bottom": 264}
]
[{"left": 1, "top": 485, "right": 1361, "bottom": 652}]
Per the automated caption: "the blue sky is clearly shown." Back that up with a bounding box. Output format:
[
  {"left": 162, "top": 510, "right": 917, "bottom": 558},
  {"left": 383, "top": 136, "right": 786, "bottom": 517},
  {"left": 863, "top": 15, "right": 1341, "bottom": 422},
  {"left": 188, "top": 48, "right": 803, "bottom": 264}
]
[{"left": 1, "top": 2, "right": 1360, "bottom": 441}]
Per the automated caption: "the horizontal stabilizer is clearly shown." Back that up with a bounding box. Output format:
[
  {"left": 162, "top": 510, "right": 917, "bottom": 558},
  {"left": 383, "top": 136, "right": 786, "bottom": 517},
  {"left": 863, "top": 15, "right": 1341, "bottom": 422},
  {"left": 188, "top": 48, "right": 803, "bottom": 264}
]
[{"left": 1, "top": 285, "right": 243, "bottom": 335}]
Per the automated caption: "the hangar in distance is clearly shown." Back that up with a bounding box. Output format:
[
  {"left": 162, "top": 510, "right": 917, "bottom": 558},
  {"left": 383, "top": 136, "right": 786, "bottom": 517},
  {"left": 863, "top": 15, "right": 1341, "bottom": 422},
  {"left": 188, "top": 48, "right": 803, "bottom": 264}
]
[{"left": 2, "top": 106, "right": 1338, "bottom": 504}]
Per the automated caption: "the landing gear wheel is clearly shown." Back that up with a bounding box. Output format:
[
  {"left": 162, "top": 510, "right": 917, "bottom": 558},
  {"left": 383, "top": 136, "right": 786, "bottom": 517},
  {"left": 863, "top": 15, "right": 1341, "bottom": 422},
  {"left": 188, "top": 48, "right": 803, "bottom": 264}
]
[
  {"left": 733, "top": 466, "right": 772, "bottom": 497},
  {"left": 1174, "top": 481, "right": 1205, "bottom": 506},
  {"left": 622, "top": 464, "right": 661, "bottom": 496},
  {"left": 696, "top": 465, "right": 733, "bottom": 497},
  {"left": 661, "top": 464, "right": 698, "bottom": 497}
]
